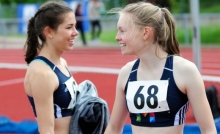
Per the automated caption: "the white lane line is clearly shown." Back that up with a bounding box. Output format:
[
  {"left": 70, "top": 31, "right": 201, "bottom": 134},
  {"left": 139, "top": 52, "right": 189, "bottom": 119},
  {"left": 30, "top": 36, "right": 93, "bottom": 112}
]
[
  {"left": 0, "top": 63, "right": 120, "bottom": 74},
  {"left": 0, "top": 63, "right": 28, "bottom": 69},
  {"left": 68, "top": 66, "right": 120, "bottom": 74},
  {"left": 1, "top": 75, "right": 219, "bottom": 87},
  {"left": 0, "top": 63, "right": 220, "bottom": 84},
  {"left": 0, "top": 78, "right": 24, "bottom": 87},
  {"left": 202, "top": 75, "right": 220, "bottom": 82}
]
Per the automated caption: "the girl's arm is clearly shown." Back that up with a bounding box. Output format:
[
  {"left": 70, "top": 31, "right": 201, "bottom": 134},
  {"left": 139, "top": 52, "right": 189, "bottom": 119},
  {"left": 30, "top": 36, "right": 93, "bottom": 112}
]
[
  {"left": 30, "top": 64, "right": 58, "bottom": 134},
  {"left": 180, "top": 60, "right": 217, "bottom": 134},
  {"left": 104, "top": 65, "right": 130, "bottom": 134}
]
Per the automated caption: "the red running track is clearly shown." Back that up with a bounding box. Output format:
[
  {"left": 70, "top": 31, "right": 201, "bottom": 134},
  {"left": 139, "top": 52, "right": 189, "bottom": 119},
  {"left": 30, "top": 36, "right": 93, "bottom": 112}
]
[
  {"left": 0, "top": 47, "right": 220, "bottom": 75},
  {"left": 0, "top": 47, "right": 220, "bottom": 124}
]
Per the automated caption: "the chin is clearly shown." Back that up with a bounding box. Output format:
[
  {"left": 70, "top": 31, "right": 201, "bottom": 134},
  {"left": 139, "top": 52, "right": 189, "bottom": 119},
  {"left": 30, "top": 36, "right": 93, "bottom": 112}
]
[
  {"left": 121, "top": 52, "right": 131, "bottom": 55},
  {"left": 121, "top": 50, "right": 133, "bottom": 55},
  {"left": 65, "top": 46, "right": 74, "bottom": 51},
  {"left": 68, "top": 42, "right": 74, "bottom": 49},
  {"left": 68, "top": 47, "right": 74, "bottom": 51}
]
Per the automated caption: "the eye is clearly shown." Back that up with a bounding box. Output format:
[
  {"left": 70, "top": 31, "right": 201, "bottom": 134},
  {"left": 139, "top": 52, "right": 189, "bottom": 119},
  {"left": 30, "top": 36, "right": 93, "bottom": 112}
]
[
  {"left": 120, "top": 29, "right": 125, "bottom": 33},
  {"left": 66, "top": 24, "right": 75, "bottom": 29},
  {"left": 119, "top": 28, "right": 125, "bottom": 33}
]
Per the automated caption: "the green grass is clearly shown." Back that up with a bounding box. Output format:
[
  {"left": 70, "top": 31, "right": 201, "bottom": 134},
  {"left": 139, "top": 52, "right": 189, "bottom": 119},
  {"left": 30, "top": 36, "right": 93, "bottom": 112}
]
[
  {"left": 85, "top": 30, "right": 117, "bottom": 44},
  {"left": 89, "top": 25, "right": 220, "bottom": 46},
  {"left": 200, "top": 4, "right": 220, "bottom": 13},
  {"left": 100, "top": 31, "right": 118, "bottom": 43},
  {"left": 6, "top": 24, "right": 220, "bottom": 46},
  {"left": 200, "top": 25, "right": 220, "bottom": 44},
  {"left": 176, "top": 24, "right": 220, "bottom": 45},
  {"left": 171, "top": 1, "right": 220, "bottom": 13}
]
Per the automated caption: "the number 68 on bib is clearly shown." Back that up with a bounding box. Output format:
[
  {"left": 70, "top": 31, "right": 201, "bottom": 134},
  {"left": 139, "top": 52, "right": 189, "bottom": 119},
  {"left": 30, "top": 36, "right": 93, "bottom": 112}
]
[{"left": 126, "top": 80, "right": 170, "bottom": 113}]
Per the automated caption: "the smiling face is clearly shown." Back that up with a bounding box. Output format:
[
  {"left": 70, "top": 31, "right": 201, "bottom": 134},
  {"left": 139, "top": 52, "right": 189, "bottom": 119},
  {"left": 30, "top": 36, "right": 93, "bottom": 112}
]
[
  {"left": 50, "top": 11, "right": 79, "bottom": 51},
  {"left": 116, "top": 13, "right": 144, "bottom": 55}
]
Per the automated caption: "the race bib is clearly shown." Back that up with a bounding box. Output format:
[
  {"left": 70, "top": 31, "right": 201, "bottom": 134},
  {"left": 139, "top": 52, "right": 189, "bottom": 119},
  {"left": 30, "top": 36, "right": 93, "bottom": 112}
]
[
  {"left": 126, "top": 80, "right": 169, "bottom": 113},
  {"left": 64, "top": 77, "right": 78, "bottom": 109}
]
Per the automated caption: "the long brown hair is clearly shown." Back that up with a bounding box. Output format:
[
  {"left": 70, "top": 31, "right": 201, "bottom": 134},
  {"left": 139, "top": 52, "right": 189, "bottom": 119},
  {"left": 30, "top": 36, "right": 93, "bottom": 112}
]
[{"left": 24, "top": 1, "right": 73, "bottom": 64}]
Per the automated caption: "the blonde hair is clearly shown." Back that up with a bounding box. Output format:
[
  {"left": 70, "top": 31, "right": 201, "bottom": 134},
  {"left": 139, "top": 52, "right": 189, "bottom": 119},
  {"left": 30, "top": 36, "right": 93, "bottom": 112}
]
[{"left": 110, "top": 2, "right": 180, "bottom": 56}]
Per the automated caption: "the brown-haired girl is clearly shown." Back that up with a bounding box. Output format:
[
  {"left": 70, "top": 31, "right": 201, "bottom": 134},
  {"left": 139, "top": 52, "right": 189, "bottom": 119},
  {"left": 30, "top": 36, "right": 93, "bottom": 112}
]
[{"left": 24, "top": 1, "right": 78, "bottom": 133}]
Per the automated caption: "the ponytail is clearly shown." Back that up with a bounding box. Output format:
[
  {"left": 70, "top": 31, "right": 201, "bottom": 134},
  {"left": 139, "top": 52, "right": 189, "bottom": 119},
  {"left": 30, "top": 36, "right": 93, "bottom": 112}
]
[
  {"left": 24, "top": 17, "right": 40, "bottom": 64},
  {"left": 160, "top": 8, "right": 180, "bottom": 56}
]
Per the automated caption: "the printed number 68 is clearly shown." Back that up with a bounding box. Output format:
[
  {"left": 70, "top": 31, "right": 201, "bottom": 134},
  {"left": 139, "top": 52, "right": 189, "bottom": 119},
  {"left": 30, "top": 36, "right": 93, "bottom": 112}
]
[{"left": 134, "top": 85, "right": 158, "bottom": 109}]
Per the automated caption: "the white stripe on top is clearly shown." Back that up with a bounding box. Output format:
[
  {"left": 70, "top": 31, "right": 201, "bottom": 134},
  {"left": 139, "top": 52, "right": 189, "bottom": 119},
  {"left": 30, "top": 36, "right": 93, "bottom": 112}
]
[
  {"left": 174, "top": 102, "right": 189, "bottom": 125},
  {"left": 164, "top": 67, "right": 173, "bottom": 72}
]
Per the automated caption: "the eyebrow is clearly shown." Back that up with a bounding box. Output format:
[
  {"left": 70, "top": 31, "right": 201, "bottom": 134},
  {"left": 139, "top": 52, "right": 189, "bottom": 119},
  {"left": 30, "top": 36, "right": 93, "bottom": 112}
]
[
  {"left": 118, "top": 26, "right": 124, "bottom": 30},
  {"left": 66, "top": 23, "right": 76, "bottom": 26}
]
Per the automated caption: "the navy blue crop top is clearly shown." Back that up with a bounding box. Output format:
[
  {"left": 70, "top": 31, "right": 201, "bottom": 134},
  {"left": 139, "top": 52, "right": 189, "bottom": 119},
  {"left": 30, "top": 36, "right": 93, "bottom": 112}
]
[
  {"left": 27, "top": 56, "right": 78, "bottom": 118},
  {"left": 125, "top": 56, "right": 189, "bottom": 127}
]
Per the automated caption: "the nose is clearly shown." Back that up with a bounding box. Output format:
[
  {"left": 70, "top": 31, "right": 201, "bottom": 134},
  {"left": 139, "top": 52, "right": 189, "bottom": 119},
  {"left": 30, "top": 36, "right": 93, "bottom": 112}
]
[
  {"left": 115, "top": 32, "right": 120, "bottom": 42},
  {"left": 73, "top": 28, "right": 79, "bottom": 36}
]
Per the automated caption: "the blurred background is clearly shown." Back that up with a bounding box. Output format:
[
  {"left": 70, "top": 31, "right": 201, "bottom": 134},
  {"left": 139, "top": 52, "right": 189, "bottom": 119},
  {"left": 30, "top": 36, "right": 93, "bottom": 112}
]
[
  {"left": 0, "top": 0, "right": 220, "bottom": 133},
  {"left": 0, "top": 0, "right": 220, "bottom": 47}
]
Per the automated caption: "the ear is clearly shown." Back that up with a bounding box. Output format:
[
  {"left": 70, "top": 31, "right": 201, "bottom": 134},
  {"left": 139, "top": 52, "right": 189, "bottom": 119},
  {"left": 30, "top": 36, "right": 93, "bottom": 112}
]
[
  {"left": 43, "top": 26, "right": 53, "bottom": 39},
  {"left": 143, "top": 26, "right": 152, "bottom": 40}
]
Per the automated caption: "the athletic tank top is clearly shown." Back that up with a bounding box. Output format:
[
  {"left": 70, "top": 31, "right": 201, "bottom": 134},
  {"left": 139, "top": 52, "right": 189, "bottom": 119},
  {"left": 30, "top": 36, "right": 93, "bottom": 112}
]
[
  {"left": 27, "top": 56, "right": 78, "bottom": 118},
  {"left": 125, "top": 56, "right": 189, "bottom": 127}
]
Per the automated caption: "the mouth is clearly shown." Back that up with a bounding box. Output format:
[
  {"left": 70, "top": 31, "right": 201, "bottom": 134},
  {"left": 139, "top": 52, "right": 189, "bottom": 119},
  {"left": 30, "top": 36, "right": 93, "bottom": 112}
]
[
  {"left": 120, "top": 43, "right": 126, "bottom": 47},
  {"left": 69, "top": 39, "right": 74, "bottom": 43}
]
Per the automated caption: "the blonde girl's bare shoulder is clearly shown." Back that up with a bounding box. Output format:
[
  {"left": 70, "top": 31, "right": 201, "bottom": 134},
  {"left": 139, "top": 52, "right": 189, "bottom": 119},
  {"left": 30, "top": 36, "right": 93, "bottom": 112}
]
[
  {"left": 120, "top": 59, "right": 137, "bottom": 75},
  {"left": 173, "top": 55, "right": 200, "bottom": 79},
  {"left": 117, "top": 59, "right": 137, "bottom": 91}
]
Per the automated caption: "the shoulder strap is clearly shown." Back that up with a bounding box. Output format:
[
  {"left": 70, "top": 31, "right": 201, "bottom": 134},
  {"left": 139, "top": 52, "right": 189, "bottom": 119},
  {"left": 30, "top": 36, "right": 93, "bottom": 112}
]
[
  {"left": 164, "top": 55, "right": 173, "bottom": 70},
  {"left": 32, "top": 56, "right": 56, "bottom": 70},
  {"left": 124, "top": 59, "right": 140, "bottom": 94}
]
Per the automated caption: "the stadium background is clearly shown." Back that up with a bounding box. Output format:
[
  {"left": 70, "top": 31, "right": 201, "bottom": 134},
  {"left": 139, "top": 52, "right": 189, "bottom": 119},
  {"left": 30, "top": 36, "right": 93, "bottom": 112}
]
[{"left": 0, "top": 0, "right": 220, "bottom": 133}]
